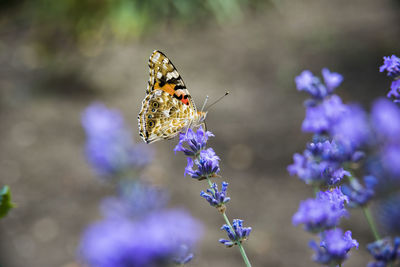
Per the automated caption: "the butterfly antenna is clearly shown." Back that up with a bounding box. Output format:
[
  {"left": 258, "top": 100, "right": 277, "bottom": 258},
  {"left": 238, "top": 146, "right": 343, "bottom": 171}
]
[
  {"left": 206, "top": 91, "right": 229, "bottom": 111},
  {"left": 200, "top": 95, "right": 209, "bottom": 113}
]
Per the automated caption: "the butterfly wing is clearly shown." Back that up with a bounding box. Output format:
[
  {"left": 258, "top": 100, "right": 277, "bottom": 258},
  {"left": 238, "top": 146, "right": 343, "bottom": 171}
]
[{"left": 138, "top": 50, "right": 198, "bottom": 143}]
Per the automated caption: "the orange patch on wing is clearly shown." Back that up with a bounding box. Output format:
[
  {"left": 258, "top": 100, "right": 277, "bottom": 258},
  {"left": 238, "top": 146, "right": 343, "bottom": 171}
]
[
  {"left": 155, "top": 82, "right": 189, "bottom": 105},
  {"left": 181, "top": 98, "right": 189, "bottom": 105},
  {"left": 154, "top": 82, "right": 175, "bottom": 95}
]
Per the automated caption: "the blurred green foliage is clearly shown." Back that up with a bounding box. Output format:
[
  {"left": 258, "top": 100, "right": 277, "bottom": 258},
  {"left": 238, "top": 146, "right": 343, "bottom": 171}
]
[
  {"left": 0, "top": 186, "right": 14, "bottom": 219},
  {"left": 1, "top": 0, "right": 271, "bottom": 46}
]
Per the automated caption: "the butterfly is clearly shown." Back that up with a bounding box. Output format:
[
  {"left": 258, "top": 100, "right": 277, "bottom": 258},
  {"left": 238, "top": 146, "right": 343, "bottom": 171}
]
[{"left": 138, "top": 50, "right": 207, "bottom": 144}]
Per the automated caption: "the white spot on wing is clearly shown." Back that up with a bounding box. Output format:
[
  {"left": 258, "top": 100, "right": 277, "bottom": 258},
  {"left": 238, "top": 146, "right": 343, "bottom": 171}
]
[{"left": 151, "top": 53, "right": 160, "bottom": 63}]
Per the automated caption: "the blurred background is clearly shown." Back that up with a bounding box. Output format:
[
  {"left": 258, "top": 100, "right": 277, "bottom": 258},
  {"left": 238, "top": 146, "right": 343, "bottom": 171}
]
[{"left": 1, "top": 0, "right": 400, "bottom": 266}]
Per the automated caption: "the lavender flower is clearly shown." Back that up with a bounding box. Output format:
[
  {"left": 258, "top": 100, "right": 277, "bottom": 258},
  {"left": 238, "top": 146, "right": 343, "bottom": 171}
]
[
  {"left": 174, "top": 126, "right": 214, "bottom": 156},
  {"left": 310, "top": 229, "right": 358, "bottom": 266},
  {"left": 331, "top": 104, "right": 371, "bottom": 150},
  {"left": 322, "top": 68, "right": 344, "bottom": 92},
  {"left": 82, "top": 103, "right": 151, "bottom": 177},
  {"left": 388, "top": 79, "right": 400, "bottom": 99},
  {"left": 380, "top": 55, "right": 400, "bottom": 100},
  {"left": 295, "top": 69, "right": 342, "bottom": 99},
  {"left": 295, "top": 70, "right": 328, "bottom": 99},
  {"left": 79, "top": 209, "right": 202, "bottom": 267},
  {"left": 302, "top": 95, "right": 347, "bottom": 133},
  {"left": 341, "top": 176, "right": 377, "bottom": 207},
  {"left": 293, "top": 188, "right": 348, "bottom": 232},
  {"left": 184, "top": 148, "right": 220, "bottom": 180},
  {"left": 100, "top": 181, "right": 168, "bottom": 219},
  {"left": 367, "top": 237, "right": 400, "bottom": 267},
  {"left": 380, "top": 55, "right": 400, "bottom": 78},
  {"left": 219, "top": 219, "right": 252, "bottom": 247},
  {"left": 382, "top": 144, "right": 400, "bottom": 176},
  {"left": 175, "top": 126, "right": 252, "bottom": 265},
  {"left": 371, "top": 98, "right": 400, "bottom": 142},
  {"left": 200, "top": 181, "right": 230, "bottom": 210},
  {"left": 172, "top": 244, "right": 194, "bottom": 265},
  {"left": 288, "top": 140, "right": 350, "bottom": 186}
]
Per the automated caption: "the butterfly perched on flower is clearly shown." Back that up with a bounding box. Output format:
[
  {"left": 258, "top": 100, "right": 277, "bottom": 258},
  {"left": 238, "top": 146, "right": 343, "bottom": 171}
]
[{"left": 138, "top": 50, "right": 207, "bottom": 144}]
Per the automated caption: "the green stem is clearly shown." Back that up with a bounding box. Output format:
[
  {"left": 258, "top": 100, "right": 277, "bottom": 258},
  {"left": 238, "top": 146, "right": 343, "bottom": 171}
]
[
  {"left": 206, "top": 177, "right": 252, "bottom": 267},
  {"left": 313, "top": 185, "right": 319, "bottom": 197},
  {"left": 362, "top": 206, "right": 380, "bottom": 241},
  {"left": 222, "top": 212, "right": 252, "bottom": 267}
]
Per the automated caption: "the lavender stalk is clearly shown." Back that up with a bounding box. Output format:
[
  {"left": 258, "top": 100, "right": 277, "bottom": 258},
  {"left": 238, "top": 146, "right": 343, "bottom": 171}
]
[{"left": 175, "top": 126, "right": 252, "bottom": 267}]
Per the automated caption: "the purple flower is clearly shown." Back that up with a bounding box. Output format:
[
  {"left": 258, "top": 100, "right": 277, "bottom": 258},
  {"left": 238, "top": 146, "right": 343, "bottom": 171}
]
[
  {"left": 341, "top": 176, "right": 377, "bottom": 207},
  {"left": 174, "top": 126, "right": 214, "bottom": 156},
  {"left": 100, "top": 181, "right": 168, "bottom": 219},
  {"left": 295, "top": 69, "right": 343, "bottom": 100},
  {"left": 219, "top": 219, "right": 252, "bottom": 247},
  {"left": 172, "top": 244, "right": 194, "bottom": 265},
  {"left": 82, "top": 103, "right": 152, "bottom": 177},
  {"left": 293, "top": 188, "right": 348, "bottom": 232},
  {"left": 317, "top": 187, "right": 349, "bottom": 211},
  {"left": 380, "top": 55, "right": 400, "bottom": 78},
  {"left": 184, "top": 148, "right": 220, "bottom": 180},
  {"left": 79, "top": 209, "right": 202, "bottom": 267},
  {"left": 331, "top": 104, "right": 372, "bottom": 150},
  {"left": 200, "top": 181, "right": 230, "bottom": 209},
  {"left": 388, "top": 79, "right": 400, "bottom": 99},
  {"left": 379, "top": 194, "right": 400, "bottom": 235},
  {"left": 295, "top": 70, "right": 326, "bottom": 98},
  {"left": 322, "top": 167, "right": 350, "bottom": 185},
  {"left": 382, "top": 144, "right": 400, "bottom": 176},
  {"left": 302, "top": 95, "right": 347, "bottom": 133},
  {"left": 310, "top": 229, "right": 358, "bottom": 266},
  {"left": 372, "top": 98, "right": 400, "bottom": 142},
  {"left": 287, "top": 152, "right": 327, "bottom": 185},
  {"left": 322, "top": 68, "right": 343, "bottom": 92},
  {"left": 367, "top": 237, "right": 400, "bottom": 267},
  {"left": 288, "top": 143, "right": 350, "bottom": 186}
]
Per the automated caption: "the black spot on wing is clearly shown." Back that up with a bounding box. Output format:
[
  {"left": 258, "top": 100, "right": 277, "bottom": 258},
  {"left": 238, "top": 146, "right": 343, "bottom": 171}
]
[
  {"left": 174, "top": 84, "right": 186, "bottom": 90},
  {"left": 174, "top": 93, "right": 183, "bottom": 100}
]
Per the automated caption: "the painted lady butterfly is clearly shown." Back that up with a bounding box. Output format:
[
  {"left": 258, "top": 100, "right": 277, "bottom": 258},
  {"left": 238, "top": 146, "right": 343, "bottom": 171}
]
[{"left": 138, "top": 50, "right": 207, "bottom": 144}]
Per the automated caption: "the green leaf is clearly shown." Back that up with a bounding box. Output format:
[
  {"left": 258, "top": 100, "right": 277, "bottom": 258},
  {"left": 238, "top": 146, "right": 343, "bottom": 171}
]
[{"left": 0, "top": 186, "right": 14, "bottom": 219}]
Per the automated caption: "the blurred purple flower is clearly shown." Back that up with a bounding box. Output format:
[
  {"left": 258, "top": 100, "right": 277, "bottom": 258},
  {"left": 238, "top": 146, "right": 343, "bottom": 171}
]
[
  {"left": 287, "top": 152, "right": 327, "bottom": 185},
  {"left": 317, "top": 187, "right": 349, "bottom": 211},
  {"left": 219, "top": 219, "right": 252, "bottom": 247},
  {"left": 172, "top": 244, "right": 194, "bottom": 265},
  {"left": 293, "top": 188, "right": 348, "bottom": 232},
  {"left": 380, "top": 55, "right": 400, "bottom": 78},
  {"left": 322, "top": 68, "right": 343, "bottom": 92},
  {"left": 295, "top": 70, "right": 326, "bottom": 98},
  {"left": 100, "top": 181, "right": 168, "bottom": 219},
  {"left": 79, "top": 209, "right": 202, "bottom": 267},
  {"left": 367, "top": 237, "right": 400, "bottom": 267},
  {"left": 331, "top": 104, "right": 372, "bottom": 150},
  {"left": 388, "top": 79, "right": 400, "bottom": 99},
  {"left": 82, "top": 103, "right": 152, "bottom": 177},
  {"left": 371, "top": 98, "right": 400, "bottom": 142},
  {"left": 302, "top": 95, "right": 347, "bottom": 133},
  {"left": 341, "top": 176, "right": 377, "bottom": 207},
  {"left": 310, "top": 229, "right": 358, "bottom": 266},
  {"left": 382, "top": 144, "right": 400, "bottom": 177}
]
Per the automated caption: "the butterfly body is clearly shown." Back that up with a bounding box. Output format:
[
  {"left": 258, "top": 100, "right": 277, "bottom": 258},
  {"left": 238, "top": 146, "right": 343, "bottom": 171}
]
[{"left": 138, "top": 50, "right": 206, "bottom": 144}]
